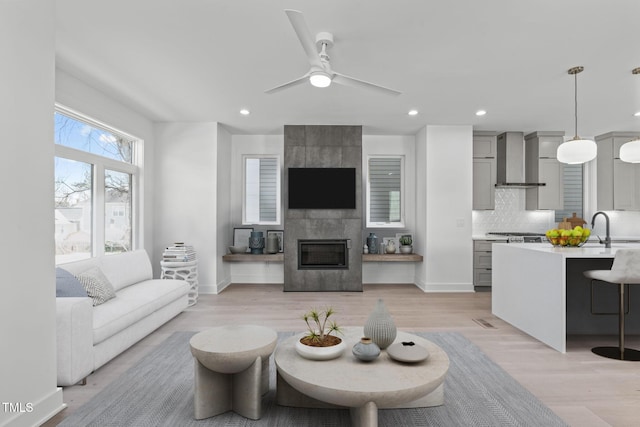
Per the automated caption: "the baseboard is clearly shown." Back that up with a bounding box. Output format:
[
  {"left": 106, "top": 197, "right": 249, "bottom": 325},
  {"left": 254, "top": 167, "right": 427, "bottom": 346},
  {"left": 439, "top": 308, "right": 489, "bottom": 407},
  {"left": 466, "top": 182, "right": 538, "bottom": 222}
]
[
  {"left": 202, "top": 281, "right": 474, "bottom": 294},
  {"left": 414, "top": 279, "right": 474, "bottom": 292},
  {"left": 1, "top": 387, "right": 65, "bottom": 427},
  {"left": 216, "top": 277, "right": 231, "bottom": 294},
  {"left": 198, "top": 284, "right": 220, "bottom": 295}
]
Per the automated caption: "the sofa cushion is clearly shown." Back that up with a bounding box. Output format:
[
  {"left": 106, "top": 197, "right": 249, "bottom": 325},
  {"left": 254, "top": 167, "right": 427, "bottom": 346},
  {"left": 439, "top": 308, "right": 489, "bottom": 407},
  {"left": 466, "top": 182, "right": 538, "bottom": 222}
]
[
  {"left": 56, "top": 267, "right": 88, "bottom": 298},
  {"left": 76, "top": 266, "right": 117, "bottom": 306},
  {"left": 100, "top": 250, "right": 153, "bottom": 292},
  {"left": 92, "top": 279, "right": 189, "bottom": 345}
]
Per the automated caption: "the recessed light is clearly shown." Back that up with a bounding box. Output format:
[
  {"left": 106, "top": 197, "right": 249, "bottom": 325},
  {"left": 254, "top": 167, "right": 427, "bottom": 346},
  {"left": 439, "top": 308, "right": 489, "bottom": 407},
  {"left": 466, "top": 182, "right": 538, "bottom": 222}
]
[
  {"left": 408, "top": 109, "right": 418, "bottom": 116},
  {"left": 634, "top": 111, "right": 640, "bottom": 117},
  {"left": 240, "top": 109, "right": 250, "bottom": 116},
  {"left": 475, "top": 110, "right": 487, "bottom": 116}
]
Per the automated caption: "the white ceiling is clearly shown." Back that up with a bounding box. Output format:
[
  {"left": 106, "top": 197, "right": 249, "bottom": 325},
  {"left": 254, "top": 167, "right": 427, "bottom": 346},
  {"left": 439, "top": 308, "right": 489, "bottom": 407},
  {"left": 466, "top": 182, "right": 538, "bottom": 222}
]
[{"left": 55, "top": 0, "right": 640, "bottom": 136}]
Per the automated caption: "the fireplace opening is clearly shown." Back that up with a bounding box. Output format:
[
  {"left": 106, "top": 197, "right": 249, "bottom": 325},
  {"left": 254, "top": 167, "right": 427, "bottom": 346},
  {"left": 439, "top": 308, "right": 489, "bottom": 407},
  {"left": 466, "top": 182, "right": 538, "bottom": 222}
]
[{"left": 298, "top": 239, "right": 349, "bottom": 270}]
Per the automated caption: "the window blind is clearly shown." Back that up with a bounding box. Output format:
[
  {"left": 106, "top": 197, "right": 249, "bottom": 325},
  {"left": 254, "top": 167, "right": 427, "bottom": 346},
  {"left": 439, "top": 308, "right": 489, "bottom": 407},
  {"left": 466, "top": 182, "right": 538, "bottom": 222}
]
[
  {"left": 555, "top": 164, "right": 583, "bottom": 223},
  {"left": 369, "top": 158, "right": 402, "bottom": 223},
  {"left": 259, "top": 158, "right": 278, "bottom": 222}
]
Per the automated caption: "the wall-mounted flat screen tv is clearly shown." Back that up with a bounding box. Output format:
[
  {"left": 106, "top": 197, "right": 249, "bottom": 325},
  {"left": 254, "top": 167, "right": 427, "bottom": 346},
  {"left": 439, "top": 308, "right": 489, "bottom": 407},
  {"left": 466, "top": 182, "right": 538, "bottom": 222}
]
[{"left": 288, "top": 167, "right": 356, "bottom": 209}]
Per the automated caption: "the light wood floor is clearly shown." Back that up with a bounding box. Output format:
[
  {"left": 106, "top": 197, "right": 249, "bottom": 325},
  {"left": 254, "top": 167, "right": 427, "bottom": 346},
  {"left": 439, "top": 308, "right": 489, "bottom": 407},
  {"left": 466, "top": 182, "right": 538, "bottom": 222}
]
[{"left": 44, "top": 284, "right": 640, "bottom": 426}]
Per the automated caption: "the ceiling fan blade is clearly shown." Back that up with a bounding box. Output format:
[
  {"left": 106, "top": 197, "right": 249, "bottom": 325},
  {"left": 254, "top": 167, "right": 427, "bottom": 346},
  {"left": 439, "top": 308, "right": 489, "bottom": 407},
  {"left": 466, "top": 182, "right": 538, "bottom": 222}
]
[
  {"left": 284, "top": 9, "right": 323, "bottom": 69},
  {"left": 264, "top": 73, "right": 310, "bottom": 94},
  {"left": 332, "top": 72, "right": 401, "bottom": 96}
]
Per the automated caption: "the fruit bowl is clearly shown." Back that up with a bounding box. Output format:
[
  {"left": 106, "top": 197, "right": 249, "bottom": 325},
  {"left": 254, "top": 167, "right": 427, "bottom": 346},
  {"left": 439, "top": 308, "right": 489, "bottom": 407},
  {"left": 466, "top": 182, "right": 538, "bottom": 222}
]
[
  {"left": 545, "top": 226, "right": 590, "bottom": 247},
  {"left": 545, "top": 235, "right": 588, "bottom": 247}
]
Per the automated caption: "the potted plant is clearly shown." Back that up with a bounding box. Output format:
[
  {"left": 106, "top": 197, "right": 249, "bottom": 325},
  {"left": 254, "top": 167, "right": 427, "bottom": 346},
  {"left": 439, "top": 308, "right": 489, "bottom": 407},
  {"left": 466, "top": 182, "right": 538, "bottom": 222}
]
[
  {"left": 295, "top": 307, "right": 346, "bottom": 360},
  {"left": 399, "top": 235, "right": 413, "bottom": 254}
]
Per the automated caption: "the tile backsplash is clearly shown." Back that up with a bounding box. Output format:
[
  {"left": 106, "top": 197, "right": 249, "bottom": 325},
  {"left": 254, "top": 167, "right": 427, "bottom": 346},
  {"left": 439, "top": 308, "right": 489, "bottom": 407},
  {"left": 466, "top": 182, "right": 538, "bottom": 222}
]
[
  {"left": 473, "top": 188, "right": 640, "bottom": 237},
  {"left": 591, "top": 211, "right": 640, "bottom": 238},
  {"left": 472, "top": 188, "right": 554, "bottom": 235}
]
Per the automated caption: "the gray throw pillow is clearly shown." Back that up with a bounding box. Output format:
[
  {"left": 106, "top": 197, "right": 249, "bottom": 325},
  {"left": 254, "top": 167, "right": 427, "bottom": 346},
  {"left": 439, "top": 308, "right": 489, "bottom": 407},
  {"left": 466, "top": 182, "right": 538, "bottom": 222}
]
[
  {"left": 75, "top": 266, "right": 117, "bottom": 306},
  {"left": 56, "top": 267, "right": 89, "bottom": 298}
]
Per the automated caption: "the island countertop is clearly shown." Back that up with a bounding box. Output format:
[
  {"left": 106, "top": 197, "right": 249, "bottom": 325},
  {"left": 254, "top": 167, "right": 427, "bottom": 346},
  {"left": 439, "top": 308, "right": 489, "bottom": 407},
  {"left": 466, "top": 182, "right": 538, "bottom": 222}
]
[
  {"left": 491, "top": 242, "right": 640, "bottom": 353},
  {"left": 492, "top": 242, "right": 640, "bottom": 257}
]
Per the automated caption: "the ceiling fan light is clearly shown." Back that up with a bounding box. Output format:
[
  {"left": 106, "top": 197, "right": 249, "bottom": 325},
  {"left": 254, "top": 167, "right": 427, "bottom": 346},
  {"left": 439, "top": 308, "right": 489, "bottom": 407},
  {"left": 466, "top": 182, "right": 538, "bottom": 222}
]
[
  {"left": 557, "top": 138, "right": 597, "bottom": 164},
  {"left": 620, "top": 139, "right": 640, "bottom": 163},
  {"left": 309, "top": 71, "right": 331, "bottom": 88}
]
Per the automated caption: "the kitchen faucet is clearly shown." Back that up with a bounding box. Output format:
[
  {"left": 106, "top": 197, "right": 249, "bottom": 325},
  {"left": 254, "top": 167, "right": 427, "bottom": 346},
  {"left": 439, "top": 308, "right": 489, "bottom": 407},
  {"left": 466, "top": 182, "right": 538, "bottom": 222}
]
[{"left": 591, "top": 211, "right": 611, "bottom": 248}]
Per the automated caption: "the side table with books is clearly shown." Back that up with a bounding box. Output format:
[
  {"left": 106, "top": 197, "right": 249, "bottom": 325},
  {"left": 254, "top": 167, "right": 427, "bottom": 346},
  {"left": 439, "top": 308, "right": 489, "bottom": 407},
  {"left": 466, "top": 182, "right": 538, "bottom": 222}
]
[{"left": 161, "top": 243, "right": 198, "bottom": 306}]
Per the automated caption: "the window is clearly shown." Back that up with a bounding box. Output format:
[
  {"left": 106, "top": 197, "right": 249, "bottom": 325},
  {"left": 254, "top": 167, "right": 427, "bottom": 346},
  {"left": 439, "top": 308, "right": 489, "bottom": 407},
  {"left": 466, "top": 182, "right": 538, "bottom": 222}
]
[
  {"left": 54, "top": 106, "right": 140, "bottom": 263},
  {"left": 243, "top": 156, "right": 281, "bottom": 225},
  {"left": 554, "top": 164, "right": 583, "bottom": 223},
  {"left": 366, "top": 156, "right": 405, "bottom": 227},
  {"left": 104, "top": 169, "right": 132, "bottom": 253}
]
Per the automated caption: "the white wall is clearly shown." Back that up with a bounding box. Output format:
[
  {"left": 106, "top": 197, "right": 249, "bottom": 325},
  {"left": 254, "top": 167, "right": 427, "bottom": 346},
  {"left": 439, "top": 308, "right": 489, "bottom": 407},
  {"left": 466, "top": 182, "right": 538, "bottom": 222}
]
[
  {"left": 55, "top": 70, "right": 157, "bottom": 266},
  {"left": 216, "top": 125, "right": 232, "bottom": 291},
  {"left": 414, "top": 126, "right": 428, "bottom": 287},
  {"left": 417, "top": 125, "right": 474, "bottom": 292},
  {"left": 0, "top": 1, "right": 64, "bottom": 426},
  {"left": 154, "top": 123, "right": 219, "bottom": 292}
]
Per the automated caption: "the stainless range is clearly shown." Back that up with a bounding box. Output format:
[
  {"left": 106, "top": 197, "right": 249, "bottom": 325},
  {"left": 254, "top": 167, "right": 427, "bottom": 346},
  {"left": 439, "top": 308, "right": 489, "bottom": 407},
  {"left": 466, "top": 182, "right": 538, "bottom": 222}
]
[{"left": 485, "top": 232, "right": 545, "bottom": 243}]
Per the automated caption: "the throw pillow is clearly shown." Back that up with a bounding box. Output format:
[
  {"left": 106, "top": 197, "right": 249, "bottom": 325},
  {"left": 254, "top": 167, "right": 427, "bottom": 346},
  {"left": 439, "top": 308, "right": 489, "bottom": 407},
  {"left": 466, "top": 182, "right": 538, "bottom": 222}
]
[
  {"left": 56, "top": 268, "right": 89, "bottom": 298},
  {"left": 75, "top": 266, "right": 117, "bottom": 306}
]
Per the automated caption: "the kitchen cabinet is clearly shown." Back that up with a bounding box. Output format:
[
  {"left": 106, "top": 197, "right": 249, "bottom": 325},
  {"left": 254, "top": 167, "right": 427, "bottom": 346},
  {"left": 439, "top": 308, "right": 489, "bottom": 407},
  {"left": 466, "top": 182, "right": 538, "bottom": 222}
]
[
  {"left": 473, "top": 239, "right": 506, "bottom": 290},
  {"left": 595, "top": 132, "right": 640, "bottom": 211},
  {"left": 472, "top": 132, "right": 498, "bottom": 210},
  {"left": 524, "top": 131, "right": 564, "bottom": 210}
]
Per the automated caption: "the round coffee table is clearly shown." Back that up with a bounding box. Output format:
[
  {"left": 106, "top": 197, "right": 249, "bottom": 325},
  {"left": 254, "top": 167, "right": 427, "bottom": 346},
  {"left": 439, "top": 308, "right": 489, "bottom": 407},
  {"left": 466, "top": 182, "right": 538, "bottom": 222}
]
[
  {"left": 189, "top": 325, "right": 277, "bottom": 420},
  {"left": 275, "top": 327, "right": 449, "bottom": 427}
]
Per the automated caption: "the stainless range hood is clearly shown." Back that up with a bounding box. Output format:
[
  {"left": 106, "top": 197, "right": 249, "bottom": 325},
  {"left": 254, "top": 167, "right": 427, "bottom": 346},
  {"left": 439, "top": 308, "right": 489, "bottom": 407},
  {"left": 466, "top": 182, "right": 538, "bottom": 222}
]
[{"left": 495, "top": 132, "right": 545, "bottom": 188}]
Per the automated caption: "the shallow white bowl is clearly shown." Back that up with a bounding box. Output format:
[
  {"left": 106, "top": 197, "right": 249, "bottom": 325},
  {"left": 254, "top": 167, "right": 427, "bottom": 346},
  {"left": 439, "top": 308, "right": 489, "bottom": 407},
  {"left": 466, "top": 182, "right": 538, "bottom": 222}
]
[
  {"left": 295, "top": 337, "right": 346, "bottom": 360},
  {"left": 229, "top": 246, "right": 248, "bottom": 254}
]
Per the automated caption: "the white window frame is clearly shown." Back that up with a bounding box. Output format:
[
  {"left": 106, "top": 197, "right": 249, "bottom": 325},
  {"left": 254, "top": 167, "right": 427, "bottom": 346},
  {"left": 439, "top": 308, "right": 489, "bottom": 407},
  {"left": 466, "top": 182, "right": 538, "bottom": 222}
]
[
  {"left": 366, "top": 155, "right": 406, "bottom": 228},
  {"left": 241, "top": 154, "right": 281, "bottom": 226},
  {"left": 54, "top": 104, "right": 141, "bottom": 259}
]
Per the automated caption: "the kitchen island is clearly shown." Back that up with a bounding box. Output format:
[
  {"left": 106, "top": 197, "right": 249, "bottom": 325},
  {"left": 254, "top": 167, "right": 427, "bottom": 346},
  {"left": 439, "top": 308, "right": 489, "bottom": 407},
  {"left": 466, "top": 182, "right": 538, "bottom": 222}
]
[{"left": 492, "top": 243, "right": 640, "bottom": 353}]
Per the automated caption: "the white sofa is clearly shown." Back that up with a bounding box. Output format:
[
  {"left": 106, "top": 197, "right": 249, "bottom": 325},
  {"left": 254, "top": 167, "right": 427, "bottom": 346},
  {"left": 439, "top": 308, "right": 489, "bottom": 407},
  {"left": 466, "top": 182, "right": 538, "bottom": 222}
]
[{"left": 56, "top": 249, "right": 190, "bottom": 386}]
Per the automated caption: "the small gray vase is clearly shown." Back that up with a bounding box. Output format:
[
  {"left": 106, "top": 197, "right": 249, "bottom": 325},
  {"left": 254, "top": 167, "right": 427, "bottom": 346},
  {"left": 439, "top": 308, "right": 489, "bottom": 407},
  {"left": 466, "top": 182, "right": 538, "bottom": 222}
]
[
  {"left": 352, "top": 337, "right": 380, "bottom": 362},
  {"left": 363, "top": 299, "right": 397, "bottom": 349}
]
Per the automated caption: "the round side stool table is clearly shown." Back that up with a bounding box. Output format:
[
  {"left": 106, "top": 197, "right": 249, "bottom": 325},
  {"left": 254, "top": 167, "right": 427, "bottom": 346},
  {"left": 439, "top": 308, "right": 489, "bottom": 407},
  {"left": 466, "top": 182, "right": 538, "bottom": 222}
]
[{"left": 189, "top": 325, "right": 278, "bottom": 420}]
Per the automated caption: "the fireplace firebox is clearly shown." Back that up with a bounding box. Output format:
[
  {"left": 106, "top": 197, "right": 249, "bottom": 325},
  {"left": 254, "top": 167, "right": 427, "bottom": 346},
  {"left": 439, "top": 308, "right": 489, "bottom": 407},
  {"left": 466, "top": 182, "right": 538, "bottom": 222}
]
[{"left": 298, "top": 239, "right": 349, "bottom": 270}]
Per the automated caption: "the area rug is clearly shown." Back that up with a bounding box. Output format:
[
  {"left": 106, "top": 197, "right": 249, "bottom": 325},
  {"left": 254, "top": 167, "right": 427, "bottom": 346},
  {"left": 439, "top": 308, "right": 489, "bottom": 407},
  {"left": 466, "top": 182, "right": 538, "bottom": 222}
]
[{"left": 59, "top": 331, "right": 567, "bottom": 427}]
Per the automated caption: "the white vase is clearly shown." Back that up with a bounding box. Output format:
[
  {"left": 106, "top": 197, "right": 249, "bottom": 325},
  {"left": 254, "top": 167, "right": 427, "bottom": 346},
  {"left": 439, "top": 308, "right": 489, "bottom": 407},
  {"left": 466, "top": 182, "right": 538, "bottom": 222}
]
[
  {"left": 295, "top": 337, "right": 346, "bottom": 360},
  {"left": 400, "top": 245, "right": 413, "bottom": 254},
  {"left": 385, "top": 240, "right": 396, "bottom": 254}
]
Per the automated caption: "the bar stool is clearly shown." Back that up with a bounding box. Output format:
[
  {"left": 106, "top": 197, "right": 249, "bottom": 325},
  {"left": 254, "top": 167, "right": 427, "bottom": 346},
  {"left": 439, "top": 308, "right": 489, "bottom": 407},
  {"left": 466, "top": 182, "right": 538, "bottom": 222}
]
[{"left": 583, "top": 249, "right": 640, "bottom": 361}]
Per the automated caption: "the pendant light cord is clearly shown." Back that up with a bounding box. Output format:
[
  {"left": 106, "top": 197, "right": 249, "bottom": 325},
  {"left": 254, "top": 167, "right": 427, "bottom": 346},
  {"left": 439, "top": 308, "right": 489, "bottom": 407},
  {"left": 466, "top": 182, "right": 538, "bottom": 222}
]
[{"left": 574, "top": 71, "right": 578, "bottom": 138}]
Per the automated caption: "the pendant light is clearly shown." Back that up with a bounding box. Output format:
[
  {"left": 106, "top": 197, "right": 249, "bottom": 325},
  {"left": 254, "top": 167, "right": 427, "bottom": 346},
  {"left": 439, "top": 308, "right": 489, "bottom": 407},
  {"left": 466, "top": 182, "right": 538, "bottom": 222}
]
[
  {"left": 557, "top": 66, "right": 597, "bottom": 164},
  {"left": 619, "top": 67, "right": 640, "bottom": 163}
]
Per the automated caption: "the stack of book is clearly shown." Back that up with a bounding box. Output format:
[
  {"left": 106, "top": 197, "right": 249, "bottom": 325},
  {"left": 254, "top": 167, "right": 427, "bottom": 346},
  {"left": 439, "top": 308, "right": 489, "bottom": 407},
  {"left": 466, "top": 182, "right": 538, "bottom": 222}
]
[{"left": 162, "top": 242, "right": 196, "bottom": 262}]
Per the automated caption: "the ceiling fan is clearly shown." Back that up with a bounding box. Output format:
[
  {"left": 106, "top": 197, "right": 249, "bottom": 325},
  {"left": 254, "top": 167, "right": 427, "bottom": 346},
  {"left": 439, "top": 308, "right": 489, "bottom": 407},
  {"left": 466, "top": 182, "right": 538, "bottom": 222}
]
[{"left": 265, "top": 9, "right": 401, "bottom": 96}]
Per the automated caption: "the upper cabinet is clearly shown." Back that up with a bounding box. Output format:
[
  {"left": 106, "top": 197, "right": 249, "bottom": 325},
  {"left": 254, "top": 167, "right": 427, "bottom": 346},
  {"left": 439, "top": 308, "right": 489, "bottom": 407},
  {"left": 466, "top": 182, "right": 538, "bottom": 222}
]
[
  {"left": 525, "top": 131, "right": 564, "bottom": 210},
  {"left": 472, "top": 132, "right": 497, "bottom": 210},
  {"left": 596, "top": 132, "right": 640, "bottom": 211}
]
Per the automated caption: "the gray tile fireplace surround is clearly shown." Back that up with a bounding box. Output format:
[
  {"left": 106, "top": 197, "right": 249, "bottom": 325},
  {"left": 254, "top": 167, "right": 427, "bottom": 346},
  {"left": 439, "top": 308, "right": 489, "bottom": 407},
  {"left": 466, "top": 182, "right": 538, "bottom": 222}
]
[{"left": 283, "top": 125, "right": 363, "bottom": 291}]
